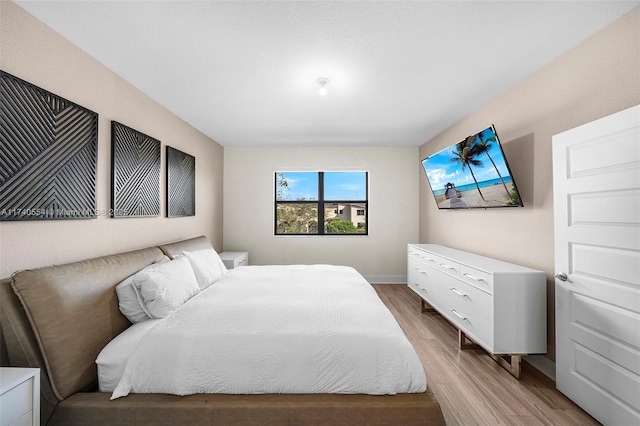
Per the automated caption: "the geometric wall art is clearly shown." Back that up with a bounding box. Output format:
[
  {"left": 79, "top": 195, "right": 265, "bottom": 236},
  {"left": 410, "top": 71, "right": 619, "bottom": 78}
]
[
  {"left": 111, "top": 121, "right": 160, "bottom": 218},
  {"left": 0, "top": 70, "right": 99, "bottom": 221},
  {"left": 166, "top": 146, "right": 195, "bottom": 217}
]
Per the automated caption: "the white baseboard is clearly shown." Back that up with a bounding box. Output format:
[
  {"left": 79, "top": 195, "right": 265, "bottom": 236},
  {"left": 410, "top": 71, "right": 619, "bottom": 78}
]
[
  {"left": 364, "top": 276, "right": 406, "bottom": 284},
  {"left": 524, "top": 355, "right": 555, "bottom": 381}
]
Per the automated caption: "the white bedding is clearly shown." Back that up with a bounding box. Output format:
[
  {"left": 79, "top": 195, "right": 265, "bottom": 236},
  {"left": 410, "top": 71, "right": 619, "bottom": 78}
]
[{"left": 111, "top": 264, "right": 426, "bottom": 398}]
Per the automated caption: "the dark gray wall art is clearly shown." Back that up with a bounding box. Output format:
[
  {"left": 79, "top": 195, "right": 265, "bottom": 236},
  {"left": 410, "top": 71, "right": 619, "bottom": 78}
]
[
  {"left": 111, "top": 121, "right": 160, "bottom": 217},
  {"left": 0, "top": 71, "right": 98, "bottom": 221},
  {"left": 166, "top": 146, "right": 195, "bottom": 217}
]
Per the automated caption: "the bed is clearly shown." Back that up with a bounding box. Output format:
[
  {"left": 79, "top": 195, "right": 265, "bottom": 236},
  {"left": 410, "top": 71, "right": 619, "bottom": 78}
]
[{"left": 0, "top": 236, "right": 445, "bottom": 425}]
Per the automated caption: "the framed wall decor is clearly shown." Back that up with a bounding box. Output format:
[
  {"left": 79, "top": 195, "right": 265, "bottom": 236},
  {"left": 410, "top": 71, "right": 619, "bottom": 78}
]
[
  {"left": 166, "top": 146, "right": 195, "bottom": 217},
  {"left": 0, "top": 70, "right": 98, "bottom": 221},
  {"left": 111, "top": 121, "right": 161, "bottom": 217}
]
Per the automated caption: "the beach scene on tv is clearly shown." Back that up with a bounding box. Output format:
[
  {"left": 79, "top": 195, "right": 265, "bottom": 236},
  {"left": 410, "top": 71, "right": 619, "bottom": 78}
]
[{"left": 422, "top": 126, "right": 523, "bottom": 209}]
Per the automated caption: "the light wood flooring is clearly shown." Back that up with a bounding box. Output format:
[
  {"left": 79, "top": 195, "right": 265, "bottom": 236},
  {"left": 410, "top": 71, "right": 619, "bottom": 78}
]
[{"left": 373, "top": 284, "right": 600, "bottom": 426}]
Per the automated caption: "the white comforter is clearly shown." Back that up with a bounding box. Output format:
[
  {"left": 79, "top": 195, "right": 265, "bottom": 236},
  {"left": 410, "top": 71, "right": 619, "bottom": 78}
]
[{"left": 112, "top": 265, "right": 426, "bottom": 398}]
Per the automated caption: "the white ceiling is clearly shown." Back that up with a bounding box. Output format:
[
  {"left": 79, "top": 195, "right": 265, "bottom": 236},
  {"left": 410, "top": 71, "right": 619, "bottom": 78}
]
[{"left": 15, "top": 1, "right": 639, "bottom": 147}]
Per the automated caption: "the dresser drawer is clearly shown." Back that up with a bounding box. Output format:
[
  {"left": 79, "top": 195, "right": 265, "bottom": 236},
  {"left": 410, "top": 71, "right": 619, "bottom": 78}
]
[
  {"left": 407, "top": 280, "right": 431, "bottom": 306},
  {"left": 407, "top": 246, "right": 422, "bottom": 260},
  {"left": 1, "top": 379, "right": 32, "bottom": 426},
  {"left": 10, "top": 411, "right": 33, "bottom": 426},
  {"left": 460, "top": 265, "right": 493, "bottom": 294},
  {"left": 407, "top": 247, "right": 439, "bottom": 268},
  {"left": 432, "top": 254, "right": 461, "bottom": 277},
  {"left": 440, "top": 279, "right": 493, "bottom": 346},
  {"left": 408, "top": 258, "right": 440, "bottom": 306}
]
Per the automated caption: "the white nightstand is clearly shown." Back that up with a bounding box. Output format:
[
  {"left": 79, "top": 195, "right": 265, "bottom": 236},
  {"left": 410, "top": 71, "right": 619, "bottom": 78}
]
[
  {"left": 0, "top": 368, "right": 40, "bottom": 426},
  {"left": 219, "top": 252, "right": 249, "bottom": 269}
]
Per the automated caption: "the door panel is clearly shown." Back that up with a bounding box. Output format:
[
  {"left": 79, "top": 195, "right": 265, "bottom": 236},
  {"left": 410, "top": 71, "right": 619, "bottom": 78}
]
[
  {"left": 573, "top": 293, "right": 640, "bottom": 360},
  {"left": 572, "top": 244, "right": 640, "bottom": 286},
  {"left": 574, "top": 344, "right": 639, "bottom": 413},
  {"left": 569, "top": 189, "right": 640, "bottom": 225},
  {"left": 553, "top": 104, "right": 640, "bottom": 425}
]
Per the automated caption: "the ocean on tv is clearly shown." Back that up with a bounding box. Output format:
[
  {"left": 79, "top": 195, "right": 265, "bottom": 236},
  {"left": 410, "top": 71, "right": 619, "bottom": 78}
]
[{"left": 432, "top": 176, "right": 513, "bottom": 196}]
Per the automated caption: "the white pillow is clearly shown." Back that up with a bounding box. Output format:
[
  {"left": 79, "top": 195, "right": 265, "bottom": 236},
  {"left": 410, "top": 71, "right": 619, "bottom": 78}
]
[
  {"left": 132, "top": 256, "right": 200, "bottom": 319},
  {"left": 183, "top": 248, "right": 228, "bottom": 290},
  {"left": 116, "top": 256, "right": 170, "bottom": 323},
  {"left": 96, "top": 319, "right": 161, "bottom": 392}
]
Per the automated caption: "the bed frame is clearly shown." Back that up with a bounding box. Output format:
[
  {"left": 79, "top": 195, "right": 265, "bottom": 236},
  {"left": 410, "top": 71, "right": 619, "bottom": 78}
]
[{"left": 0, "top": 236, "right": 445, "bottom": 425}]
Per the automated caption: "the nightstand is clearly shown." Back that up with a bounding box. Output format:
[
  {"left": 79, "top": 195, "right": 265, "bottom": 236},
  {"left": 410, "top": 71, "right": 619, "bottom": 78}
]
[
  {"left": 0, "top": 368, "right": 40, "bottom": 426},
  {"left": 219, "top": 252, "right": 249, "bottom": 269}
]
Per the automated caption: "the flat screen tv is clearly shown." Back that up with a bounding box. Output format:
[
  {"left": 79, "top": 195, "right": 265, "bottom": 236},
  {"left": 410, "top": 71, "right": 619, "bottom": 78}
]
[{"left": 421, "top": 125, "right": 523, "bottom": 209}]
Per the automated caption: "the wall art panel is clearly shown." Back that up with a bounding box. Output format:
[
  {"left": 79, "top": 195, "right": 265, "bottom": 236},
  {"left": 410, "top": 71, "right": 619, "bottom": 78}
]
[
  {"left": 0, "top": 70, "right": 98, "bottom": 221},
  {"left": 166, "top": 146, "right": 195, "bottom": 217},
  {"left": 111, "top": 121, "right": 160, "bottom": 217}
]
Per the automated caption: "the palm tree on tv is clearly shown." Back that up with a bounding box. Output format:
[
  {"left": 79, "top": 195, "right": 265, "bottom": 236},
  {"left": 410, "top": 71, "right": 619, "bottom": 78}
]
[
  {"left": 474, "top": 131, "right": 511, "bottom": 198},
  {"left": 450, "top": 136, "right": 485, "bottom": 201}
]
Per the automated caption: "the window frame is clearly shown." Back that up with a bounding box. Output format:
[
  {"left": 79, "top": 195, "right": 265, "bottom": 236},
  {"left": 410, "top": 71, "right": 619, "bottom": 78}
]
[{"left": 274, "top": 171, "right": 368, "bottom": 236}]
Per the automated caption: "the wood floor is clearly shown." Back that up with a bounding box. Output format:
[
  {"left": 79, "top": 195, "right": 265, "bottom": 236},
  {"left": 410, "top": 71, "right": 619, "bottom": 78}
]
[{"left": 373, "top": 284, "right": 600, "bottom": 426}]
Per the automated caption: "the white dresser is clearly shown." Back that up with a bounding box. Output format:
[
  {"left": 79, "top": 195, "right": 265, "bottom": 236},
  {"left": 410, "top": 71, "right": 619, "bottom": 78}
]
[
  {"left": 407, "top": 244, "right": 546, "bottom": 378},
  {"left": 0, "top": 368, "right": 39, "bottom": 426},
  {"left": 219, "top": 251, "right": 249, "bottom": 269}
]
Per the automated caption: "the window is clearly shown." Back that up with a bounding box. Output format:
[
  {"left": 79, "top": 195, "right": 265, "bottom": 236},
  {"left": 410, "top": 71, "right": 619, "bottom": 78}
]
[{"left": 275, "top": 171, "right": 368, "bottom": 235}]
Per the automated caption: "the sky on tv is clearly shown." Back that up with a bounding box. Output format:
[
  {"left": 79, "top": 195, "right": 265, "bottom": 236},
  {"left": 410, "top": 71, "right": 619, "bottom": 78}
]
[{"left": 422, "top": 129, "right": 512, "bottom": 191}]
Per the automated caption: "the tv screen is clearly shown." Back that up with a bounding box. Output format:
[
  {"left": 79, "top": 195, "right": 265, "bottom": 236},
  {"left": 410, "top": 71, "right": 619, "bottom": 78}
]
[{"left": 421, "top": 125, "right": 523, "bottom": 209}]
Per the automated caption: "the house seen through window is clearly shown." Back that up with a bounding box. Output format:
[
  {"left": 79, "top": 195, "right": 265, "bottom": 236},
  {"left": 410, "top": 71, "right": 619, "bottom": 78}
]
[{"left": 275, "top": 171, "right": 368, "bottom": 235}]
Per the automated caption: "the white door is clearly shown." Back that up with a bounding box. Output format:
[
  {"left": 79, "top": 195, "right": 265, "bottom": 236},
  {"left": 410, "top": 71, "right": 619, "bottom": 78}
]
[{"left": 553, "top": 104, "right": 640, "bottom": 425}]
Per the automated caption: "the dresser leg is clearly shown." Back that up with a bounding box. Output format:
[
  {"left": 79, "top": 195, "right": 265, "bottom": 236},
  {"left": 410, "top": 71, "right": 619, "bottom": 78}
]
[
  {"left": 458, "top": 330, "right": 522, "bottom": 379},
  {"left": 490, "top": 354, "right": 522, "bottom": 379},
  {"left": 458, "top": 330, "right": 480, "bottom": 350},
  {"left": 421, "top": 299, "right": 437, "bottom": 314}
]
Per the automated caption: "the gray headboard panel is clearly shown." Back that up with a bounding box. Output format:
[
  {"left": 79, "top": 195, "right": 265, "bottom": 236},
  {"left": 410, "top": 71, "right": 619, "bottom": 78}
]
[
  {"left": 158, "top": 235, "right": 213, "bottom": 259},
  {"left": 1, "top": 278, "right": 59, "bottom": 422},
  {"left": 9, "top": 247, "right": 165, "bottom": 400}
]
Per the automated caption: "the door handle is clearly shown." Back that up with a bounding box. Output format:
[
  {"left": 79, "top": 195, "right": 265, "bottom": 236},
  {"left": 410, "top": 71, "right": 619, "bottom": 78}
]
[{"left": 555, "top": 272, "right": 573, "bottom": 283}]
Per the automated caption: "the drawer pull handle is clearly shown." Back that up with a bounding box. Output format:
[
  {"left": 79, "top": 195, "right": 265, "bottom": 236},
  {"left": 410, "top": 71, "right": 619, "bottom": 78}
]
[
  {"left": 440, "top": 263, "right": 456, "bottom": 270},
  {"left": 463, "top": 273, "right": 485, "bottom": 282},
  {"left": 449, "top": 287, "right": 468, "bottom": 298},
  {"left": 449, "top": 309, "right": 467, "bottom": 321},
  {"left": 414, "top": 268, "right": 428, "bottom": 276}
]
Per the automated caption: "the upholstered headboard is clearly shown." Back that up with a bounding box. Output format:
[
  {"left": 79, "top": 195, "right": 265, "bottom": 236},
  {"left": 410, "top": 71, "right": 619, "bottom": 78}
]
[
  {"left": 7, "top": 246, "right": 165, "bottom": 401},
  {"left": 0, "top": 276, "right": 60, "bottom": 421},
  {"left": 1, "top": 235, "right": 213, "bottom": 410},
  {"left": 158, "top": 235, "right": 214, "bottom": 259}
]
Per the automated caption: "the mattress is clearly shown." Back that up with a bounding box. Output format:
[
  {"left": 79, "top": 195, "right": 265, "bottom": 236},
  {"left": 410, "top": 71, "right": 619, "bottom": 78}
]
[{"left": 110, "top": 264, "right": 426, "bottom": 398}]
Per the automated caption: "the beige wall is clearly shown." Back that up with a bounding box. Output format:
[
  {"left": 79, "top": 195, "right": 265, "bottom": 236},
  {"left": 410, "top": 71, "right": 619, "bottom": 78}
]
[
  {"left": 0, "top": 1, "right": 224, "bottom": 278},
  {"left": 224, "top": 147, "right": 419, "bottom": 282},
  {"left": 418, "top": 9, "right": 640, "bottom": 361}
]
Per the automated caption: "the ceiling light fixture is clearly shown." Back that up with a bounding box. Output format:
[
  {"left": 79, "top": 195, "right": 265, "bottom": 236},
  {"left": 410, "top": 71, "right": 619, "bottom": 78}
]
[{"left": 317, "top": 78, "right": 329, "bottom": 96}]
